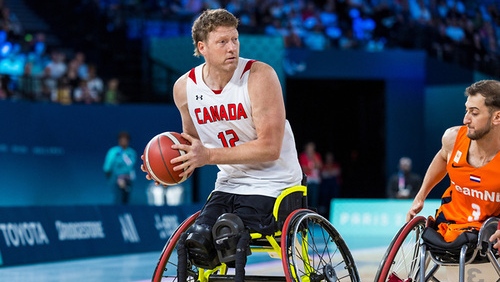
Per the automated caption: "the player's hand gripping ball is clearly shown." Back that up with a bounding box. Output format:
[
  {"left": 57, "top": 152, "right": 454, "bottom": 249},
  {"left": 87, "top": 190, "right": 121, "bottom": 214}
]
[{"left": 143, "top": 132, "right": 191, "bottom": 186}]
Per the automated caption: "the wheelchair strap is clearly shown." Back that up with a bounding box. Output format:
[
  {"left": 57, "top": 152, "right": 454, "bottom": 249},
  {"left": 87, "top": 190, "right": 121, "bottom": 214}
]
[{"left": 234, "top": 231, "right": 250, "bottom": 282}]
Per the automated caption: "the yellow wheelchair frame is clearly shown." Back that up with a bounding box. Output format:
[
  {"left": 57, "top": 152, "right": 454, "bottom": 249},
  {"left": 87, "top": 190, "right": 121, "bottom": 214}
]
[{"left": 152, "top": 185, "right": 360, "bottom": 282}]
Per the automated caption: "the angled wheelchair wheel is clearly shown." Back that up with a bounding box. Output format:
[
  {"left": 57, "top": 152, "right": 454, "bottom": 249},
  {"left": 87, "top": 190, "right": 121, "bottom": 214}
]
[
  {"left": 281, "top": 209, "right": 360, "bottom": 282},
  {"left": 152, "top": 211, "right": 201, "bottom": 282},
  {"left": 374, "top": 215, "right": 426, "bottom": 282}
]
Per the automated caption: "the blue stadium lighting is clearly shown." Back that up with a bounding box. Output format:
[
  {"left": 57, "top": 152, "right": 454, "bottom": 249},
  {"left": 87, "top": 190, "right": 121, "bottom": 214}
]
[
  {"left": 0, "top": 30, "right": 6, "bottom": 43},
  {"left": 1, "top": 42, "right": 12, "bottom": 57}
]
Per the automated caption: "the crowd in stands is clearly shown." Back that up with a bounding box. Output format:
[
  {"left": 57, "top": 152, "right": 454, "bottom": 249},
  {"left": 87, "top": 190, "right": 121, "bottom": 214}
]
[
  {"left": 124, "top": 0, "right": 500, "bottom": 77},
  {"left": 0, "top": 45, "right": 124, "bottom": 104},
  {"left": 0, "top": 0, "right": 124, "bottom": 104},
  {"left": 9, "top": 49, "right": 124, "bottom": 105},
  {"left": 1, "top": 0, "right": 500, "bottom": 104}
]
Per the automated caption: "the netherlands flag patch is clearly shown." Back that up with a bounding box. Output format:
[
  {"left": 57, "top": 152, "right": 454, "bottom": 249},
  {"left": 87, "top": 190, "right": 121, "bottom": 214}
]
[{"left": 470, "top": 174, "right": 481, "bottom": 183}]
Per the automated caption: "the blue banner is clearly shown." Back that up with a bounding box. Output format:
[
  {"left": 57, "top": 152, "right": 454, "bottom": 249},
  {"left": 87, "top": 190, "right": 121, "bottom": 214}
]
[
  {"left": 330, "top": 198, "right": 441, "bottom": 248},
  {"left": 0, "top": 204, "right": 202, "bottom": 266},
  {"left": 0, "top": 100, "right": 185, "bottom": 206}
]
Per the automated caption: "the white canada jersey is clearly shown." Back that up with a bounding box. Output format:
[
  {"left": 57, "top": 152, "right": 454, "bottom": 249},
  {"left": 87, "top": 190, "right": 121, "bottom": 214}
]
[{"left": 186, "top": 58, "right": 302, "bottom": 197}]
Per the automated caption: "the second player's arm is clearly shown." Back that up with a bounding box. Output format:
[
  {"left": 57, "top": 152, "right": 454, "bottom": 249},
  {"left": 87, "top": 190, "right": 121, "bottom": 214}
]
[{"left": 406, "top": 126, "right": 459, "bottom": 221}]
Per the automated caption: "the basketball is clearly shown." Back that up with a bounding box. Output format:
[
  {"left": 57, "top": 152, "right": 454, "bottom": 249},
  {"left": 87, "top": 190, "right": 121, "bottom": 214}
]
[{"left": 143, "top": 131, "right": 191, "bottom": 186}]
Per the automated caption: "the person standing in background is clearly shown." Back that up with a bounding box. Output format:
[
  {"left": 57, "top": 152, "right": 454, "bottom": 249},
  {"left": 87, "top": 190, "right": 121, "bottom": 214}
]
[
  {"left": 103, "top": 131, "right": 137, "bottom": 204},
  {"left": 86, "top": 64, "right": 104, "bottom": 102},
  {"left": 386, "top": 156, "right": 422, "bottom": 199},
  {"left": 103, "top": 77, "right": 122, "bottom": 104},
  {"left": 299, "top": 141, "right": 323, "bottom": 208},
  {"left": 319, "top": 151, "right": 342, "bottom": 216}
]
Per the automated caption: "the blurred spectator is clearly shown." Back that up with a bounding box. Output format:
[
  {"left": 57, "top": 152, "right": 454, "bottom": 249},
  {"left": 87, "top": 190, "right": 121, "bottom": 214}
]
[
  {"left": 303, "top": 23, "right": 330, "bottom": 50},
  {"left": 301, "top": 0, "right": 317, "bottom": 24},
  {"left": 168, "top": 0, "right": 203, "bottom": 21},
  {"left": 429, "top": 18, "right": 455, "bottom": 61},
  {"left": 16, "top": 62, "right": 40, "bottom": 101},
  {"left": 103, "top": 77, "right": 122, "bottom": 104},
  {"left": 46, "top": 50, "right": 67, "bottom": 80},
  {"left": 86, "top": 64, "right": 104, "bottom": 101},
  {"left": 40, "top": 66, "right": 57, "bottom": 102},
  {"left": 0, "top": 6, "right": 23, "bottom": 42},
  {"left": 62, "top": 59, "right": 81, "bottom": 99},
  {"left": 372, "top": 0, "right": 397, "bottom": 45},
  {"left": 445, "top": 17, "right": 465, "bottom": 44},
  {"left": 410, "top": 0, "right": 433, "bottom": 50},
  {"left": 410, "top": 0, "right": 432, "bottom": 24},
  {"left": 21, "top": 32, "right": 47, "bottom": 73},
  {"left": 103, "top": 131, "right": 137, "bottom": 205},
  {"left": 390, "top": 1, "right": 416, "bottom": 49},
  {"left": 386, "top": 156, "right": 422, "bottom": 199},
  {"left": 55, "top": 76, "right": 72, "bottom": 105},
  {"left": 29, "top": 32, "right": 47, "bottom": 58},
  {"left": 73, "top": 79, "right": 100, "bottom": 104},
  {"left": 320, "top": 0, "right": 342, "bottom": 45},
  {"left": 319, "top": 151, "right": 342, "bottom": 216},
  {"left": 73, "top": 51, "right": 89, "bottom": 80},
  {"left": 284, "top": 25, "right": 304, "bottom": 48},
  {"left": 264, "top": 18, "right": 287, "bottom": 37},
  {"left": 233, "top": 1, "right": 258, "bottom": 33},
  {"left": 351, "top": 10, "right": 376, "bottom": 46},
  {"left": 338, "top": 28, "right": 360, "bottom": 49},
  {"left": 0, "top": 74, "right": 11, "bottom": 99},
  {"left": 299, "top": 141, "right": 323, "bottom": 209}
]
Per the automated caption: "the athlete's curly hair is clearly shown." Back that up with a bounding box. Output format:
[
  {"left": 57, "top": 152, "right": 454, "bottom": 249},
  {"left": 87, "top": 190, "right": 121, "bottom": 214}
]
[
  {"left": 191, "top": 9, "right": 239, "bottom": 57},
  {"left": 465, "top": 80, "right": 500, "bottom": 112}
]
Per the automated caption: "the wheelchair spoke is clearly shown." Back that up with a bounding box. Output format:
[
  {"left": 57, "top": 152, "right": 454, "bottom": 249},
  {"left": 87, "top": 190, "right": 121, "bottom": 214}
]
[
  {"left": 283, "top": 211, "right": 360, "bottom": 282},
  {"left": 392, "top": 226, "right": 421, "bottom": 277},
  {"left": 374, "top": 216, "right": 426, "bottom": 282},
  {"left": 152, "top": 212, "right": 202, "bottom": 282}
]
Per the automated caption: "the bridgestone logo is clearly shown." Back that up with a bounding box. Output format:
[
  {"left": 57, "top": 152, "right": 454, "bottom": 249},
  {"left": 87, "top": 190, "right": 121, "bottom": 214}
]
[{"left": 55, "top": 220, "right": 105, "bottom": 240}]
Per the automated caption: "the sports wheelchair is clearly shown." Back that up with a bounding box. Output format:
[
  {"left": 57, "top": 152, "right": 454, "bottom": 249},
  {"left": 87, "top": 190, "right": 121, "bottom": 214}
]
[
  {"left": 152, "top": 185, "right": 360, "bottom": 282},
  {"left": 375, "top": 215, "right": 500, "bottom": 282}
]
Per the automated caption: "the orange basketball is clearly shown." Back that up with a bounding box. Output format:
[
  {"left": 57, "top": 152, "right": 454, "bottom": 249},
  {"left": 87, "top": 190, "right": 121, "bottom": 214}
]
[{"left": 143, "top": 132, "right": 191, "bottom": 186}]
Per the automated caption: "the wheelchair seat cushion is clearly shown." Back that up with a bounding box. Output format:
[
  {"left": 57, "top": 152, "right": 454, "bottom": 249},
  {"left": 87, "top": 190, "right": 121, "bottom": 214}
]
[{"left": 422, "top": 227, "right": 478, "bottom": 262}]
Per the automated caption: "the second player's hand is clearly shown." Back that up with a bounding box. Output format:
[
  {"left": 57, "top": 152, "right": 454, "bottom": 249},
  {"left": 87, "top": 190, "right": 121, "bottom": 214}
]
[{"left": 406, "top": 199, "right": 424, "bottom": 222}]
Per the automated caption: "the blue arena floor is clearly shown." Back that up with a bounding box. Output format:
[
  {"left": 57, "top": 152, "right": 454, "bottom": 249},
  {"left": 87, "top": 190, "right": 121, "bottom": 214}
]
[
  {"left": 0, "top": 251, "right": 161, "bottom": 282},
  {"left": 0, "top": 244, "right": 385, "bottom": 282}
]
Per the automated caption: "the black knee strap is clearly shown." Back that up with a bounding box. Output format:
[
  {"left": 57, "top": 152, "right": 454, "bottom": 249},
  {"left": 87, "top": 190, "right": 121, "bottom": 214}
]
[
  {"left": 177, "top": 232, "right": 188, "bottom": 281},
  {"left": 234, "top": 230, "right": 250, "bottom": 282},
  {"left": 212, "top": 213, "right": 251, "bottom": 263},
  {"left": 185, "top": 223, "right": 220, "bottom": 269}
]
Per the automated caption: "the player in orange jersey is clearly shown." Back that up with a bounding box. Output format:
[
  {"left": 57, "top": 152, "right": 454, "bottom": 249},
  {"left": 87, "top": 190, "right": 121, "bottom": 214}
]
[{"left": 407, "top": 79, "right": 500, "bottom": 242}]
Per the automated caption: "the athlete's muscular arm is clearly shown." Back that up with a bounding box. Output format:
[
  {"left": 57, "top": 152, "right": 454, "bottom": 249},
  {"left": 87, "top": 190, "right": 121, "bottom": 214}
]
[
  {"left": 172, "top": 74, "right": 199, "bottom": 139},
  {"left": 212, "top": 61, "right": 285, "bottom": 162},
  {"left": 171, "top": 62, "right": 286, "bottom": 177},
  {"left": 406, "top": 126, "right": 460, "bottom": 221}
]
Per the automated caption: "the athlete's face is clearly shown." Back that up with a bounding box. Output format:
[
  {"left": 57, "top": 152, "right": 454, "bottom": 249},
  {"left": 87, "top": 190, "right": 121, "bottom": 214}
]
[
  {"left": 199, "top": 26, "right": 239, "bottom": 72},
  {"left": 463, "top": 94, "right": 492, "bottom": 140}
]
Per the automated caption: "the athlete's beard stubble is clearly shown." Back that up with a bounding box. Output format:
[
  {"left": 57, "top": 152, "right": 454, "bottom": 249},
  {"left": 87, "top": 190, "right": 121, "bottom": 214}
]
[{"left": 467, "top": 122, "right": 492, "bottom": 140}]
